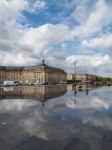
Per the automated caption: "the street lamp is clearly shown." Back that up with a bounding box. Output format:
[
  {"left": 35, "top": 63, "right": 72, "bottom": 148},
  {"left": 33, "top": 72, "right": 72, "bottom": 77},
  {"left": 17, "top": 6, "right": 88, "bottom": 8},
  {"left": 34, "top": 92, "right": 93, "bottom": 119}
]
[
  {"left": 74, "top": 61, "right": 76, "bottom": 83},
  {"left": 74, "top": 61, "right": 77, "bottom": 94}
]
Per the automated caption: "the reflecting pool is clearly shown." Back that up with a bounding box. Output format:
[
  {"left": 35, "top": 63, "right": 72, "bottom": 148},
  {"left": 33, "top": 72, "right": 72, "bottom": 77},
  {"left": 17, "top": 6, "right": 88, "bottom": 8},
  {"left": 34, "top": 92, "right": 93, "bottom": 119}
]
[{"left": 0, "top": 85, "right": 112, "bottom": 150}]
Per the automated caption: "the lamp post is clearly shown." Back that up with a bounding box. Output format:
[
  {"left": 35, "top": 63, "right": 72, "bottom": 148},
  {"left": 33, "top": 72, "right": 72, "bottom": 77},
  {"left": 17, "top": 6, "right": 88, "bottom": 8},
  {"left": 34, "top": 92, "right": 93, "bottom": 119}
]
[
  {"left": 74, "top": 61, "right": 76, "bottom": 83},
  {"left": 74, "top": 61, "right": 77, "bottom": 94}
]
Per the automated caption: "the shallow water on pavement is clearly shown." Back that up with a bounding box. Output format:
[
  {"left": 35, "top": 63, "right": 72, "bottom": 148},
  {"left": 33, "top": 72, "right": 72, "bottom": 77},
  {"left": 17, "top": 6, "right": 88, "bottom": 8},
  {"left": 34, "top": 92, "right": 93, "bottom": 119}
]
[{"left": 0, "top": 85, "right": 112, "bottom": 150}]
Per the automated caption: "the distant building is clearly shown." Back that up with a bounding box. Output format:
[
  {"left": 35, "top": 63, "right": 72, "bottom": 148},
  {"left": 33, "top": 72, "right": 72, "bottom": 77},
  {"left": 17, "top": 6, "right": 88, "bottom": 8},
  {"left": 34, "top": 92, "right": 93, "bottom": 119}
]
[
  {"left": 67, "top": 73, "right": 96, "bottom": 83},
  {"left": 0, "top": 60, "right": 67, "bottom": 85}
]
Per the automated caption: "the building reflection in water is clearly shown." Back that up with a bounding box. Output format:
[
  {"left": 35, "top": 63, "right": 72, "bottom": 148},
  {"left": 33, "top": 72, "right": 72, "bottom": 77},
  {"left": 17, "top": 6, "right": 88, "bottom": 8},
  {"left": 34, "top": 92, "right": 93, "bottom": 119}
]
[
  {"left": 67, "top": 83, "right": 93, "bottom": 94},
  {"left": 0, "top": 85, "right": 67, "bottom": 104},
  {"left": 0, "top": 84, "right": 93, "bottom": 103}
]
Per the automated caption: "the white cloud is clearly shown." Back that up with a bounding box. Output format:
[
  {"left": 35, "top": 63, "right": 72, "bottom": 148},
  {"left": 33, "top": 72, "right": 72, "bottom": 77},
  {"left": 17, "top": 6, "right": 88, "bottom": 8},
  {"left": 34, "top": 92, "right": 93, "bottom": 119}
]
[
  {"left": 21, "top": 24, "right": 73, "bottom": 54},
  {"left": 0, "top": 0, "right": 73, "bottom": 67},
  {"left": 73, "top": 0, "right": 112, "bottom": 37},
  {"left": 91, "top": 54, "right": 111, "bottom": 67},
  {"left": 66, "top": 54, "right": 111, "bottom": 68},
  {"left": 81, "top": 34, "right": 112, "bottom": 50},
  {"left": 26, "top": 0, "right": 46, "bottom": 14},
  {"left": 0, "top": 0, "right": 27, "bottom": 19},
  {"left": 0, "top": 0, "right": 112, "bottom": 76},
  {"left": 70, "top": 0, "right": 92, "bottom": 24},
  {"left": 66, "top": 96, "right": 112, "bottom": 110},
  {"left": 0, "top": 0, "right": 47, "bottom": 66},
  {"left": 85, "top": 116, "right": 112, "bottom": 129},
  {"left": 0, "top": 0, "right": 26, "bottom": 38},
  {"left": 65, "top": 53, "right": 112, "bottom": 76},
  {"left": 1, "top": 53, "right": 37, "bottom": 66},
  {"left": 0, "top": 0, "right": 28, "bottom": 65},
  {"left": 0, "top": 99, "right": 38, "bottom": 112}
]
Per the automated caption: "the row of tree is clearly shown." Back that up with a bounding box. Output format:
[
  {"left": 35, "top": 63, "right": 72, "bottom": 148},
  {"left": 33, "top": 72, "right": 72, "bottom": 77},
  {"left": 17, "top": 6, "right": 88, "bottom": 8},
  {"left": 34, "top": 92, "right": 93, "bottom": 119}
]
[{"left": 96, "top": 76, "right": 112, "bottom": 85}]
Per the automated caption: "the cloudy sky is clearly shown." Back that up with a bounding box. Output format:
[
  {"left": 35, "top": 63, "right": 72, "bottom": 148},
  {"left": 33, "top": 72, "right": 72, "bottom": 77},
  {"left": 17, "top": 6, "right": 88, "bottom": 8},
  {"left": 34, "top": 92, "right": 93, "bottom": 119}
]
[{"left": 0, "top": 0, "right": 112, "bottom": 76}]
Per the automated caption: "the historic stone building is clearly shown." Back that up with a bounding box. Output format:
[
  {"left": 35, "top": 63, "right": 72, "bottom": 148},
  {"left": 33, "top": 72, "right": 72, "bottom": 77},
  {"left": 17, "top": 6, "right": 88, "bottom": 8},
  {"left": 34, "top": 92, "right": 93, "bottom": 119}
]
[
  {"left": 0, "top": 60, "right": 67, "bottom": 85},
  {"left": 67, "top": 73, "right": 96, "bottom": 83}
]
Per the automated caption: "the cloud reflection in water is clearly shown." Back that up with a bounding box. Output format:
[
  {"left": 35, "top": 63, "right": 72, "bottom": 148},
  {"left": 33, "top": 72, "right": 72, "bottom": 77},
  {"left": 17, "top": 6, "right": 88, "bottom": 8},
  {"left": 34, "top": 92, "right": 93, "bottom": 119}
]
[{"left": 0, "top": 85, "right": 112, "bottom": 150}]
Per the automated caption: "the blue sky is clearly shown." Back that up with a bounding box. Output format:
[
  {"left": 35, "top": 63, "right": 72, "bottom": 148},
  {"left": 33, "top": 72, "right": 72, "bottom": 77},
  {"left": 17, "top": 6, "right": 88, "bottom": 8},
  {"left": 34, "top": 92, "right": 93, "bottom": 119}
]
[{"left": 0, "top": 0, "right": 112, "bottom": 76}]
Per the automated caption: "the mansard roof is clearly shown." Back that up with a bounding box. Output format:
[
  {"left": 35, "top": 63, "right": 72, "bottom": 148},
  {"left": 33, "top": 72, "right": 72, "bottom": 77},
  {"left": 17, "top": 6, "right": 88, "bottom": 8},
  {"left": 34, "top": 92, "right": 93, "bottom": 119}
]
[
  {"left": 0, "top": 60, "right": 66, "bottom": 74},
  {"left": 37, "top": 60, "right": 66, "bottom": 74}
]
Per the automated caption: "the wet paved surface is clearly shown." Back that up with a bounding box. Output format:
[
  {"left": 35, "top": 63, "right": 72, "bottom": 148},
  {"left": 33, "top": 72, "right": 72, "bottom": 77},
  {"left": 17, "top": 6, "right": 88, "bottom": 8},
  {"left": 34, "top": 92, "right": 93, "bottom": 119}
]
[{"left": 0, "top": 85, "right": 112, "bottom": 150}]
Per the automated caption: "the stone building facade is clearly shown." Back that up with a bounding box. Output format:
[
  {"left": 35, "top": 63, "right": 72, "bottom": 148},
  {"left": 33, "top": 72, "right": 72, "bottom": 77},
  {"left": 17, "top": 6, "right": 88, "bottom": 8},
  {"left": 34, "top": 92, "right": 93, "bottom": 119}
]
[
  {"left": 67, "top": 73, "right": 96, "bottom": 83},
  {"left": 0, "top": 60, "right": 67, "bottom": 85}
]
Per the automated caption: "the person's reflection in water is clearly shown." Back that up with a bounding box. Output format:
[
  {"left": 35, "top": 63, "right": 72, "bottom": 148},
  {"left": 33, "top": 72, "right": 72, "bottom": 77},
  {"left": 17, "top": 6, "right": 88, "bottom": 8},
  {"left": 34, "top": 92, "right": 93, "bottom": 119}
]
[
  {"left": 42, "top": 101, "right": 45, "bottom": 107},
  {"left": 74, "top": 90, "right": 77, "bottom": 104},
  {"left": 86, "top": 88, "right": 89, "bottom": 95},
  {"left": 64, "top": 137, "right": 90, "bottom": 150},
  {"left": 86, "top": 84, "right": 89, "bottom": 95},
  {"left": 74, "top": 86, "right": 77, "bottom": 95}
]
